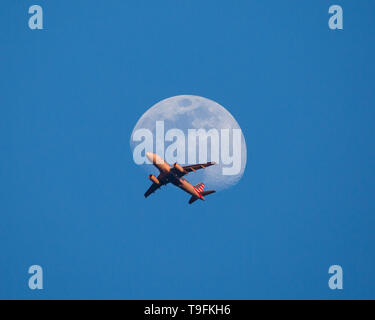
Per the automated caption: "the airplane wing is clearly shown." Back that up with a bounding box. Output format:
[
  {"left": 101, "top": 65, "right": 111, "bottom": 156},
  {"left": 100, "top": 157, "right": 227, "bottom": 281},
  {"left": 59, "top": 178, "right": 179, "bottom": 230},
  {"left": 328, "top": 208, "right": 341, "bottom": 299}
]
[
  {"left": 144, "top": 183, "right": 161, "bottom": 198},
  {"left": 182, "top": 161, "right": 216, "bottom": 174}
]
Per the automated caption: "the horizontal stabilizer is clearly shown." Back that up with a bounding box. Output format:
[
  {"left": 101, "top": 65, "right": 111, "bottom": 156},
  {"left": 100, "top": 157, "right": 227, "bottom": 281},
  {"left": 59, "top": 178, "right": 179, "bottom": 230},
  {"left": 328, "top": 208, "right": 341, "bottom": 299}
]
[
  {"left": 188, "top": 196, "right": 199, "bottom": 204},
  {"left": 188, "top": 190, "right": 216, "bottom": 204},
  {"left": 201, "top": 190, "right": 216, "bottom": 196}
]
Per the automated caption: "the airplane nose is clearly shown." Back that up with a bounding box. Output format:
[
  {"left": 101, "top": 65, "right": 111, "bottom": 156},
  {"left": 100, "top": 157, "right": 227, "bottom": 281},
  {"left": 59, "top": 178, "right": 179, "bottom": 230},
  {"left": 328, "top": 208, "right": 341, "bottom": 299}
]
[{"left": 146, "top": 152, "right": 153, "bottom": 162}]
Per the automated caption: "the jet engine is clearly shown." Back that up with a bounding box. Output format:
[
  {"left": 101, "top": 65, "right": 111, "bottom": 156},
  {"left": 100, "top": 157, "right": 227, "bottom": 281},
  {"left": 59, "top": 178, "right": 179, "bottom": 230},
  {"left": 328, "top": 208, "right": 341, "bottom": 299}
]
[
  {"left": 173, "top": 163, "right": 186, "bottom": 174},
  {"left": 149, "top": 174, "right": 160, "bottom": 185}
]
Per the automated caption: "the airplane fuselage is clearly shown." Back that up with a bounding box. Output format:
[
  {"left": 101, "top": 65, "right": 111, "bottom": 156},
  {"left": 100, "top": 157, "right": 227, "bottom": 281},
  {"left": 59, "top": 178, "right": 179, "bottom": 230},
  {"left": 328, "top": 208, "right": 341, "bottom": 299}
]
[{"left": 146, "top": 152, "right": 204, "bottom": 200}]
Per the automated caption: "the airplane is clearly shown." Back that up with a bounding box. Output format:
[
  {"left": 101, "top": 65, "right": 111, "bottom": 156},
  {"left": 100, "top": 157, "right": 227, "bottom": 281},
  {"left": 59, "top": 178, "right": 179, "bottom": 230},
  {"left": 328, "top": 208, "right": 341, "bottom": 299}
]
[{"left": 144, "top": 152, "right": 216, "bottom": 204}]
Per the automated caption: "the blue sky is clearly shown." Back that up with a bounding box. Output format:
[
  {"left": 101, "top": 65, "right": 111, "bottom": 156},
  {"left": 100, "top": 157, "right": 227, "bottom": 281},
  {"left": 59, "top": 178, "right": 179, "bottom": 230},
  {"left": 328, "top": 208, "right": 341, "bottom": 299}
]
[{"left": 1, "top": 0, "right": 375, "bottom": 299}]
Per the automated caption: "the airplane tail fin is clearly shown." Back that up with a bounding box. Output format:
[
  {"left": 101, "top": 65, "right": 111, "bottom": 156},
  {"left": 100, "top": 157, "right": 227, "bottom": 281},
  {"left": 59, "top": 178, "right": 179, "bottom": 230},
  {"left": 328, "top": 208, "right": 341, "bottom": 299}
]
[
  {"left": 194, "top": 183, "right": 205, "bottom": 192},
  {"left": 189, "top": 183, "right": 216, "bottom": 204}
]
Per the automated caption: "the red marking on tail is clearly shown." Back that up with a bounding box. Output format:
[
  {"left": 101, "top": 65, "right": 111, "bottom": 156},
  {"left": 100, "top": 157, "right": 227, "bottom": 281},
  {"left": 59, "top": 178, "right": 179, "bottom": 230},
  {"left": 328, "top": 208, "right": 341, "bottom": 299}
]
[{"left": 193, "top": 183, "right": 205, "bottom": 198}]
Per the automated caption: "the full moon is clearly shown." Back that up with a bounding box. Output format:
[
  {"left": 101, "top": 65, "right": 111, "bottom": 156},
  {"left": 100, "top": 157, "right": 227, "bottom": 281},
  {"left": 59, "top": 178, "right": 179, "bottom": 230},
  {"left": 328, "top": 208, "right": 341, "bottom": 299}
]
[{"left": 130, "top": 95, "right": 247, "bottom": 191}]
